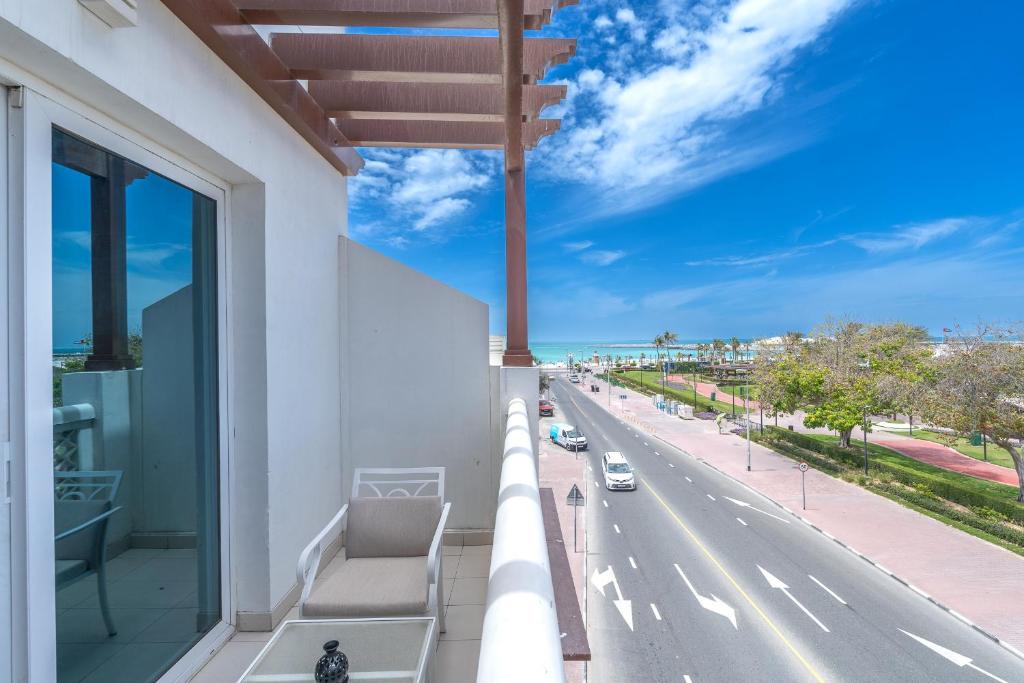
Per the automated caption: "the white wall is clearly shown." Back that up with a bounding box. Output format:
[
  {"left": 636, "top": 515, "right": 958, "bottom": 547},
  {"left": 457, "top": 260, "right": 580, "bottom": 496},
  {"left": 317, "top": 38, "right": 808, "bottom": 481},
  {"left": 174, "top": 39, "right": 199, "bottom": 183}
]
[
  {"left": 340, "top": 238, "right": 497, "bottom": 531},
  {"left": 0, "top": 0, "right": 348, "bottom": 624}
]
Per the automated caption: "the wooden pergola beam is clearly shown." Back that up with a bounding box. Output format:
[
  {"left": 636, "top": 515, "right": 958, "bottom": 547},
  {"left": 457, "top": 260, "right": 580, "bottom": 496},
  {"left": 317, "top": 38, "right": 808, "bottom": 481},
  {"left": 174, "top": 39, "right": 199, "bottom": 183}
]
[
  {"left": 336, "top": 118, "right": 560, "bottom": 149},
  {"left": 237, "top": 0, "right": 577, "bottom": 30},
  {"left": 270, "top": 33, "right": 575, "bottom": 84},
  {"left": 309, "top": 82, "right": 567, "bottom": 122}
]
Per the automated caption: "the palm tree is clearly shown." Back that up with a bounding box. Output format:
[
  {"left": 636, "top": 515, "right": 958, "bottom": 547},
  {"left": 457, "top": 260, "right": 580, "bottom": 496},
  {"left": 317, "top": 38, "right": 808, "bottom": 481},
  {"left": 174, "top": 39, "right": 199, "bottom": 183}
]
[
  {"left": 652, "top": 334, "right": 665, "bottom": 370},
  {"left": 743, "top": 341, "right": 752, "bottom": 362},
  {"left": 712, "top": 339, "right": 726, "bottom": 364},
  {"left": 662, "top": 330, "right": 679, "bottom": 371},
  {"left": 730, "top": 336, "right": 740, "bottom": 362}
]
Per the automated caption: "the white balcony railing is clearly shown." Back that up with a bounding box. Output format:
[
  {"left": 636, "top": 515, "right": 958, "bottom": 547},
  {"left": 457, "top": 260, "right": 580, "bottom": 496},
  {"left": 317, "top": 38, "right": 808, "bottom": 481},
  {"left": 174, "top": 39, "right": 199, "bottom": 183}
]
[{"left": 477, "top": 397, "right": 564, "bottom": 682}]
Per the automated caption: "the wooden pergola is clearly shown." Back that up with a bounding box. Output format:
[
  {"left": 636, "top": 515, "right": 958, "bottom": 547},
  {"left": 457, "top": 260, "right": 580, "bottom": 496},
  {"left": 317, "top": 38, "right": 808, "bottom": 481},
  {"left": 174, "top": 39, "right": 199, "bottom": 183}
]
[{"left": 161, "top": 0, "right": 578, "bottom": 366}]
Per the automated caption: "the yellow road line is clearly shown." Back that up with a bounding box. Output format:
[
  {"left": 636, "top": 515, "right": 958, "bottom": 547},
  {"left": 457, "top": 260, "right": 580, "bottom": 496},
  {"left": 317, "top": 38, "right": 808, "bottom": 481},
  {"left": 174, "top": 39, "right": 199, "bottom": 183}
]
[{"left": 643, "top": 481, "right": 826, "bottom": 683}]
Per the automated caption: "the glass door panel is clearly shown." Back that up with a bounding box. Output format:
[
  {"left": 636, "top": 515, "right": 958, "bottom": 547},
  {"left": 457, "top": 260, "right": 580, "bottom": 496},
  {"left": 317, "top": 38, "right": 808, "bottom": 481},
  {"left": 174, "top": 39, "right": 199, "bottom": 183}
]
[{"left": 51, "top": 128, "right": 220, "bottom": 683}]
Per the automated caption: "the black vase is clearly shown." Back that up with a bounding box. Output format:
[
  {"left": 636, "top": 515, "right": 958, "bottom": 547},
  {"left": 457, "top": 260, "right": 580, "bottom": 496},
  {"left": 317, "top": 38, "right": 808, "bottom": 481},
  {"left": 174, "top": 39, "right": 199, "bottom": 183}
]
[{"left": 314, "top": 640, "right": 349, "bottom": 683}]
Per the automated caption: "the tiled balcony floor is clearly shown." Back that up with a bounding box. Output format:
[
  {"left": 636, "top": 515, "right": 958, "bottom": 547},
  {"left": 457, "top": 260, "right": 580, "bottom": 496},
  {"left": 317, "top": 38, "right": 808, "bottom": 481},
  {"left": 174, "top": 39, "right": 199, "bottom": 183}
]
[
  {"left": 190, "top": 543, "right": 490, "bottom": 682},
  {"left": 57, "top": 548, "right": 206, "bottom": 683}
]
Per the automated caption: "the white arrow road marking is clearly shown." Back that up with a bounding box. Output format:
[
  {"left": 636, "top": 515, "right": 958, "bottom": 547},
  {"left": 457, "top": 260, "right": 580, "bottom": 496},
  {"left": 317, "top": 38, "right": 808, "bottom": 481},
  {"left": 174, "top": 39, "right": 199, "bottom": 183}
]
[
  {"left": 591, "top": 566, "right": 634, "bottom": 631},
  {"left": 674, "top": 563, "right": 738, "bottom": 629},
  {"left": 899, "top": 630, "right": 1008, "bottom": 683},
  {"left": 650, "top": 603, "right": 662, "bottom": 620},
  {"left": 684, "top": 677, "right": 693, "bottom": 683},
  {"left": 724, "top": 497, "right": 791, "bottom": 524},
  {"left": 808, "top": 575, "right": 847, "bottom": 606},
  {"left": 757, "top": 566, "right": 829, "bottom": 632}
]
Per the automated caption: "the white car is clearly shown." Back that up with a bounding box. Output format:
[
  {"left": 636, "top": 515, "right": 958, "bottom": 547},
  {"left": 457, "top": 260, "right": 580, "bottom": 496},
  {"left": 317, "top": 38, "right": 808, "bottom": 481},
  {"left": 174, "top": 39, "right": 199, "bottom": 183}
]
[
  {"left": 569, "top": 374, "right": 581, "bottom": 383},
  {"left": 602, "top": 452, "right": 636, "bottom": 490}
]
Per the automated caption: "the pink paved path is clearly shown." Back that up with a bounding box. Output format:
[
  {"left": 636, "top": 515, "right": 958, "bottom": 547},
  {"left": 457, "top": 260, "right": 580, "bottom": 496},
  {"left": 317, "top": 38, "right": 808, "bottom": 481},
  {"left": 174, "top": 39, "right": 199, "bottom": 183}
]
[
  {"left": 874, "top": 435, "right": 1020, "bottom": 487},
  {"left": 539, "top": 416, "right": 587, "bottom": 683},
  {"left": 573, "top": 381, "right": 1024, "bottom": 652}
]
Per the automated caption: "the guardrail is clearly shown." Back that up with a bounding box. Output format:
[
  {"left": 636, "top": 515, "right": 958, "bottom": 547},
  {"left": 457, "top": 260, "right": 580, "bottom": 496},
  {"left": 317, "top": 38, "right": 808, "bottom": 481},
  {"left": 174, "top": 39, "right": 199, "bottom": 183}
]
[
  {"left": 52, "top": 403, "right": 96, "bottom": 472},
  {"left": 477, "top": 397, "right": 564, "bottom": 682}
]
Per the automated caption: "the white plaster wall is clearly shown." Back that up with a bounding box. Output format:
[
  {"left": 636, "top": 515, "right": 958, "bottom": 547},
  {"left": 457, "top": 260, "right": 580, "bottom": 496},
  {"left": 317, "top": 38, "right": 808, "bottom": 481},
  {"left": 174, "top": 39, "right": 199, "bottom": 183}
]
[
  {"left": 0, "top": 0, "right": 347, "bottom": 614},
  {"left": 340, "top": 238, "right": 497, "bottom": 530},
  {"left": 140, "top": 285, "right": 195, "bottom": 536}
]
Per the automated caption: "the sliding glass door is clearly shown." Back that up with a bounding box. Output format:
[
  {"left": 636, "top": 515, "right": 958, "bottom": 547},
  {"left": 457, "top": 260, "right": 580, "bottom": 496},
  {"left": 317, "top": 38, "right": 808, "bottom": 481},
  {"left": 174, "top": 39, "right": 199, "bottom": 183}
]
[{"left": 51, "top": 129, "right": 221, "bottom": 683}]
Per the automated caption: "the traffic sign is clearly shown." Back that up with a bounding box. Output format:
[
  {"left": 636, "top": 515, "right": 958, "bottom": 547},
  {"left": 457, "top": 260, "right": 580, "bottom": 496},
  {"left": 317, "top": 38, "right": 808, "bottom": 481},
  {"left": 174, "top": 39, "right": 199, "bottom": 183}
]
[
  {"left": 799, "top": 462, "right": 809, "bottom": 472},
  {"left": 619, "top": 394, "right": 627, "bottom": 400},
  {"left": 566, "top": 483, "right": 586, "bottom": 507}
]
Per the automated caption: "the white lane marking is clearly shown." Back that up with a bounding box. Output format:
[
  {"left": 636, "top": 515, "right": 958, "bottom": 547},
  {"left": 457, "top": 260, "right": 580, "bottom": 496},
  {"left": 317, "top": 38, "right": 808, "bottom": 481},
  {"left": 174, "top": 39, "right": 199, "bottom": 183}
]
[
  {"left": 757, "top": 566, "right": 829, "bottom": 632},
  {"left": 685, "top": 476, "right": 692, "bottom": 482},
  {"left": 654, "top": 451, "right": 660, "bottom": 456},
  {"left": 706, "top": 494, "right": 716, "bottom": 501},
  {"left": 736, "top": 517, "right": 747, "bottom": 526},
  {"left": 643, "top": 442, "right": 649, "bottom": 446},
  {"left": 594, "top": 481, "right": 599, "bottom": 489},
  {"left": 684, "top": 677, "right": 693, "bottom": 683},
  {"left": 588, "top": 464, "right": 593, "bottom": 472},
  {"left": 592, "top": 566, "right": 633, "bottom": 631},
  {"left": 808, "top": 575, "right": 847, "bottom": 605},
  {"left": 614, "top": 524, "right": 621, "bottom": 534},
  {"left": 899, "top": 630, "right": 1008, "bottom": 683},
  {"left": 723, "top": 497, "right": 791, "bottom": 524},
  {"left": 673, "top": 563, "right": 737, "bottom": 629},
  {"left": 650, "top": 603, "right": 662, "bottom": 621},
  {"left": 669, "top": 463, "right": 676, "bottom": 468},
  {"left": 602, "top": 500, "right": 608, "bottom": 508},
  {"left": 634, "top": 434, "right": 639, "bottom": 438},
  {"left": 628, "top": 556, "right": 637, "bottom": 569}
]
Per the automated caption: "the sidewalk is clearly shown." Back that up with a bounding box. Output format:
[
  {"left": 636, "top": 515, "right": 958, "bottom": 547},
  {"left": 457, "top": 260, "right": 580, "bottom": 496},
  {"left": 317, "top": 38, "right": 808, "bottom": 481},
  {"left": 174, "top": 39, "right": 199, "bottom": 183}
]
[
  {"left": 574, "top": 381, "right": 1024, "bottom": 653},
  {"left": 874, "top": 434, "right": 1019, "bottom": 487},
  {"left": 538, "top": 417, "right": 587, "bottom": 683}
]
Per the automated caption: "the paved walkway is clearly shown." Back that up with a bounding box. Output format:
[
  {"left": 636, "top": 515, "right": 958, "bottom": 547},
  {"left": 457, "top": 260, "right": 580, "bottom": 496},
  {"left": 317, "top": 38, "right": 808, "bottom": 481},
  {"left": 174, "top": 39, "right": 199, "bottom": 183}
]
[
  {"left": 573, "top": 381, "right": 1024, "bottom": 653},
  {"left": 538, "top": 415, "right": 587, "bottom": 683},
  {"left": 874, "top": 434, "right": 1020, "bottom": 487},
  {"left": 666, "top": 374, "right": 761, "bottom": 411}
]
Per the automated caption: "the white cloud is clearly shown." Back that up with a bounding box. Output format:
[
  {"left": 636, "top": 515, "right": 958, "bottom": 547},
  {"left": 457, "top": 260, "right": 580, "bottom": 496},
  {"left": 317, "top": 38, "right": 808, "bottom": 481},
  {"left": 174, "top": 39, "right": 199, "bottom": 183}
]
[
  {"left": 564, "top": 240, "right": 595, "bottom": 252},
  {"left": 641, "top": 285, "right": 716, "bottom": 310},
  {"left": 850, "top": 218, "right": 973, "bottom": 253},
  {"left": 539, "top": 0, "right": 852, "bottom": 213},
  {"left": 349, "top": 148, "right": 497, "bottom": 243},
  {"left": 594, "top": 14, "right": 613, "bottom": 29},
  {"left": 580, "top": 249, "right": 627, "bottom": 266}
]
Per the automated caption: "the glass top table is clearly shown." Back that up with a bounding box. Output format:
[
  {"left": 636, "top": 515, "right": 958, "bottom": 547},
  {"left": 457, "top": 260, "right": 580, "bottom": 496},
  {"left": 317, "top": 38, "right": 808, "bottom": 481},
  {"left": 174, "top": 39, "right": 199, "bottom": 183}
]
[{"left": 238, "top": 617, "right": 437, "bottom": 683}]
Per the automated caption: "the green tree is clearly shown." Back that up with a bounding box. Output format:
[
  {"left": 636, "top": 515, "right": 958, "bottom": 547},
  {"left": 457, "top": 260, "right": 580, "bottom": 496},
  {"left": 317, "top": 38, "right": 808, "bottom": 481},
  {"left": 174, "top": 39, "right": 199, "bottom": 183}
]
[
  {"left": 730, "top": 336, "right": 741, "bottom": 362},
  {"left": 652, "top": 334, "right": 665, "bottom": 369},
  {"left": 712, "top": 339, "right": 726, "bottom": 364},
  {"left": 922, "top": 325, "right": 1024, "bottom": 501}
]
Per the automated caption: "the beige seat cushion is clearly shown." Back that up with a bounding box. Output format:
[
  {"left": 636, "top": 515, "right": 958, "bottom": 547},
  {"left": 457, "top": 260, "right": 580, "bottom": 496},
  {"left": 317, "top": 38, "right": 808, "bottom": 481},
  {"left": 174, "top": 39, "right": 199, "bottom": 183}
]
[
  {"left": 346, "top": 496, "right": 441, "bottom": 559},
  {"left": 303, "top": 556, "right": 429, "bottom": 618}
]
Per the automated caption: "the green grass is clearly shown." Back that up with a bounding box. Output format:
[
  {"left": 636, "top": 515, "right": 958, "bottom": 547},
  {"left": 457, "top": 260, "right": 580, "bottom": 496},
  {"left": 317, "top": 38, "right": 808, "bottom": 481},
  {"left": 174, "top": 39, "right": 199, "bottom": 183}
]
[
  {"left": 803, "top": 434, "right": 1021, "bottom": 504},
  {"left": 890, "top": 429, "right": 1017, "bottom": 470},
  {"left": 618, "top": 371, "right": 737, "bottom": 414}
]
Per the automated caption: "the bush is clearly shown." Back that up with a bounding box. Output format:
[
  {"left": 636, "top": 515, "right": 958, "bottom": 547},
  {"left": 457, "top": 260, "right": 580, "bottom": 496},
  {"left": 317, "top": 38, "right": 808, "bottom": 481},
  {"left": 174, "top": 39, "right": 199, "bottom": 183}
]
[{"left": 761, "top": 427, "right": 1024, "bottom": 523}]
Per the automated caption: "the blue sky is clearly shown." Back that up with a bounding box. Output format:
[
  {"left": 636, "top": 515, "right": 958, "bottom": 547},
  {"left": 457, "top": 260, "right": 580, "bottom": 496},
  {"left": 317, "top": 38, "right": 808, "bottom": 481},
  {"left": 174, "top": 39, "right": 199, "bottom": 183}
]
[{"left": 348, "top": 0, "right": 1024, "bottom": 341}]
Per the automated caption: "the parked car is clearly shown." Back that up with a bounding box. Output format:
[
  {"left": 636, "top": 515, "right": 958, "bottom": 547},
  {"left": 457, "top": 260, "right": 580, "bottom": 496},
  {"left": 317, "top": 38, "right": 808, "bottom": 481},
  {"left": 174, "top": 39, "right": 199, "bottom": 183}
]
[
  {"left": 602, "top": 452, "right": 636, "bottom": 490},
  {"left": 569, "top": 374, "right": 581, "bottom": 383},
  {"left": 549, "top": 423, "right": 588, "bottom": 451},
  {"left": 539, "top": 399, "right": 554, "bottom": 416}
]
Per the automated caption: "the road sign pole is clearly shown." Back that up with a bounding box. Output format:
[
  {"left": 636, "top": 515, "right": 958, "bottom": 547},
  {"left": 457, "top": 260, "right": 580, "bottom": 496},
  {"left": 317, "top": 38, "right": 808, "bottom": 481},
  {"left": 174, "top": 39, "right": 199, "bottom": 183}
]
[
  {"left": 799, "top": 462, "right": 808, "bottom": 510},
  {"left": 573, "top": 503, "right": 578, "bottom": 553}
]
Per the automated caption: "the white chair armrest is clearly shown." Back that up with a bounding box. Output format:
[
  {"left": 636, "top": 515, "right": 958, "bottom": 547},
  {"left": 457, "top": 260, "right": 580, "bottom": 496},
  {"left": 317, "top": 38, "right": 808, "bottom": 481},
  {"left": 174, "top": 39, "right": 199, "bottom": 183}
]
[
  {"left": 296, "top": 504, "right": 348, "bottom": 608},
  {"left": 427, "top": 502, "right": 451, "bottom": 585}
]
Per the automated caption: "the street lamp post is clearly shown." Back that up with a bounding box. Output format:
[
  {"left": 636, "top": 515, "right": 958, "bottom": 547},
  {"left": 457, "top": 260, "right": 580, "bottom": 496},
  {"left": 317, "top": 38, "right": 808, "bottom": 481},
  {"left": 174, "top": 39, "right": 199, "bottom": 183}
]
[
  {"left": 745, "top": 375, "right": 752, "bottom": 472},
  {"left": 863, "top": 407, "right": 870, "bottom": 475}
]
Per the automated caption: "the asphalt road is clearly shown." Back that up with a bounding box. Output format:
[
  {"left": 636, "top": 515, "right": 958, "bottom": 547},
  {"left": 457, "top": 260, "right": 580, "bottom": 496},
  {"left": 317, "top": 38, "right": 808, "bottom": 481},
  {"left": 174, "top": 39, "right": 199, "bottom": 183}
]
[{"left": 547, "top": 377, "right": 1024, "bottom": 683}]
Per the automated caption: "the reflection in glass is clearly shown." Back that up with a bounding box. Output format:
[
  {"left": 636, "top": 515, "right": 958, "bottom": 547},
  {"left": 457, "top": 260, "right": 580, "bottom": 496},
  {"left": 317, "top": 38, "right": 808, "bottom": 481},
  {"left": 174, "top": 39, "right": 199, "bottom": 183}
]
[{"left": 52, "top": 129, "right": 219, "bottom": 683}]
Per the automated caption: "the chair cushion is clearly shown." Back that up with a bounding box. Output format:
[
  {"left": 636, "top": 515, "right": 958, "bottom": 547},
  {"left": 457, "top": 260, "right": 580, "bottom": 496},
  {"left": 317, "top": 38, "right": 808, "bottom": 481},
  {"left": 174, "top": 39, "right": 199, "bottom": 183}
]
[
  {"left": 303, "top": 556, "right": 429, "bottom": 618},
  {"left": 346, "top": 496, "right": 441, "bottom": 559},
  {"left": 55, "top": 559, "right": 88, "bottom": 586}
]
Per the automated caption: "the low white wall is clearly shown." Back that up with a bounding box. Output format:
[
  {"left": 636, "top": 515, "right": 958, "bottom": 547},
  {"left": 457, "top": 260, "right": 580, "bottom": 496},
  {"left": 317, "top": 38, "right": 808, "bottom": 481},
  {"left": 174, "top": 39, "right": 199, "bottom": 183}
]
[{"left": 340, "top": 237, "right": 497, "bottom": 531}]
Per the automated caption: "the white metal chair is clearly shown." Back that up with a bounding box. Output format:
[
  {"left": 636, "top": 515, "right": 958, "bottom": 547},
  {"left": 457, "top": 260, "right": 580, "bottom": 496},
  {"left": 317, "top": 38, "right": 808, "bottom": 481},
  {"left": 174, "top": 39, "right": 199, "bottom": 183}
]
[
  {"left": 297, "top": 468, "right": 451, "bottom": 631},
  {"left": 54, "top": 470, "right": 124, "bottom": 636}
]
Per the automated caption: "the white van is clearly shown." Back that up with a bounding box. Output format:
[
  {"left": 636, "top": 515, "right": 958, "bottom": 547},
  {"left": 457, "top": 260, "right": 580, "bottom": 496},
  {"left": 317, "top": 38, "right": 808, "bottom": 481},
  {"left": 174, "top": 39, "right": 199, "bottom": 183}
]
[
  {"left": 550, "top": 423, "right": 588, "bottom": 451},
  {"left": 602, "top": 452, "right": 636, "bottom": 490}
]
